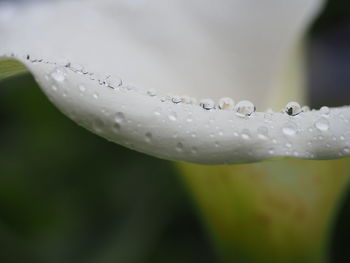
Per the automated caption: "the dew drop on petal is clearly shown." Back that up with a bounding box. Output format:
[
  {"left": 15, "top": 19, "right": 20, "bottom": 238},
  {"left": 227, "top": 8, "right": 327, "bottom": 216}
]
[
  {"left": 241, "top": 129, "right": 251, "bottom": 140},
  {"left": 218, "top": 97, "right": 234, "bottom": 111},
  {"left": 145, "top": 132, "right": 152, "bottom": 143},
  {"left": 176, "top": 142, "right": 184, "bottom": 152},
  {"left": 257, "top": 126, "right": 269, "bottom": 140},
  {"left": 93, "top": 92, "right": 99, "bottom": 99},
  {"left": 114, "top": 112, "right": 125, "bottom": 124},
  {"left": 314, "top": 118, "right": 329, "bottom": 131},
  {"left": 154, "top": 107, "right": 162, "bottom": 116},
  {"left": 168, "top": 112, "right": 177, "bottom": 121},
  {"left": 50, "top": 67, "right": 66, "bottom": 82},
  {"left": 93, "top": 118, "right": 104, "bottom": 133},
  {"left": 235, "top": 100, "right": 255, "bottom": 117},
  {"left": 282, "top": 122, "right": 297, "bottom": 136},
  {"left": 200, "top": 99, "right": 215, "bottom": 110},
  {"left": 320, "top": 106, "right": 330, "bottom": 115},
  {"left": 79, "top": 84, "right": 86, "bottom": 93},
  {"left": 285, "top": 101, "right": 301, "bottom": 116},
  {"left": 172, "top": 96, "right": 182, "bottom": 104}
]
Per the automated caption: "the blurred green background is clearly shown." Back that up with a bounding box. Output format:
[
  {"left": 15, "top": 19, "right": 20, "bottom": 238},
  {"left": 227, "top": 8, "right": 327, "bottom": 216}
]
[{"left": 0, "top": 1, "right": 350, "bottom": 262}]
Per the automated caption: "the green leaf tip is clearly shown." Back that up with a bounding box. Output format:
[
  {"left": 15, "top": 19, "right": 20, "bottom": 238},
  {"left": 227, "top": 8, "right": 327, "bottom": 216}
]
[{"left": 0, "top": 58, "right": 28, "bottom": 82}]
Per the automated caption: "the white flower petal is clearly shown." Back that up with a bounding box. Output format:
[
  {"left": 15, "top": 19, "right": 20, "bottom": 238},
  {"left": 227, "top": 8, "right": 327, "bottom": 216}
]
[{"left": 3, "top": 0, "right": 349, "bottom": 165}]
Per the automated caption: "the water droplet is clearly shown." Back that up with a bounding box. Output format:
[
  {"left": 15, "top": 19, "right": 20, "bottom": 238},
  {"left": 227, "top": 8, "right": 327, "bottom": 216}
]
[
  {"left": 114, "top": 112, "right": 125, "bottom": 124},
  {"left": 314, "top": 118, "right": 329, "bottom": 131},
  {"left": 257, "top": 126, "right": 268, "bottom": 140},
  {"left": 282, "top": 122, "right": 297, "bottom": 136},
  {"left": 79, "top": 84, "right": 86, "bottom": 93},
  {"left": 145, "top": 132, "right": 152, "bottom": 143},
  {"left": 168, "top": 112, "right": 177, "bottom": 121},
  {"left": 93, "top": 92, "right": 99, "bottom": 99},
  {"left": 320, "top": 106, "right": 330, "bottom": 115},
  {"left": 172, "top": 95, "right": 182, "bottom": 104},
  {"left": 343, "top": 147, "right": 350, "bottom": 154},
  {"left": 285, "top": 101, "right": 301, "bottom": 116},
  {"left": 200, "top": 99, "right": 215, "bottom": 110},
  {"left": 51, "top": 85, "right": 58, "bottom": 91},
  {"left": 146, "top": 89, "right": 156, "bottom": 97},
  {"left": 50, "top": 67, "right": 66, "bottom": 82},
  {"left": 241, "top": 129, "right": 251, "bottom": 140},
  {"left": 218, "top": 97, "right": 234, "bottom": 111},
  {"left": 176, "top": 142, "right": 184, "bottom": 152},
  {"left": 235, "top": 100, "right": 255, "bottom": 117},
  {"left": 93, "top": 118, "right": 104, "bottom": 133}
]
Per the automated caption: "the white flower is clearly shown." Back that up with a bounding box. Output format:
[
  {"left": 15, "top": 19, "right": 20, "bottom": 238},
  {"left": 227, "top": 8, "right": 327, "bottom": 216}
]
[{"left": 1, "top": 0, "right": 349, "bottom": 164}]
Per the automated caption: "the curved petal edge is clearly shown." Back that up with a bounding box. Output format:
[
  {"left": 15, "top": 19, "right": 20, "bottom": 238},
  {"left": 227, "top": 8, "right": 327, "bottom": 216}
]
[{"left": 1, "top": 54, "right": 349, "bottom": 165}]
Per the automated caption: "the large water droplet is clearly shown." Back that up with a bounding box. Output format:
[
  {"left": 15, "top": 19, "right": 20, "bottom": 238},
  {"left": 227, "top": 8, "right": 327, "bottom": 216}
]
[
  {"left": 218, "top": 97, "right": 234, "bottom": 111},
  {"left": 285, "top": 101, "right": 301, "bottom": 116},
  {"left": 235, "top": 100, "right": 255, "bottom": 117},
  {"left": 314, "top": 118, "right": 329, "bottom": 131}
]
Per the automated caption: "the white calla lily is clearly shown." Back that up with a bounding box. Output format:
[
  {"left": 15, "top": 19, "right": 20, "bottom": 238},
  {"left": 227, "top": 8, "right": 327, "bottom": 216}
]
[{"left": 1, "top": 0, "right": 349, "bottom": 164}]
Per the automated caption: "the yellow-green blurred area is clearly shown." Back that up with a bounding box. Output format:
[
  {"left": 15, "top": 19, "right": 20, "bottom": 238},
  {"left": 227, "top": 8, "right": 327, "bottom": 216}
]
[{"left": 0, "top": 1, "right": 350, "bottom": 263}]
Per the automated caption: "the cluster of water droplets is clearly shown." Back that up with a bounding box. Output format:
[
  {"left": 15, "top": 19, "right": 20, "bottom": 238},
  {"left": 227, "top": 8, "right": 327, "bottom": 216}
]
[{"left": 4, "top": 52, "right": 350, "bottom": 163}]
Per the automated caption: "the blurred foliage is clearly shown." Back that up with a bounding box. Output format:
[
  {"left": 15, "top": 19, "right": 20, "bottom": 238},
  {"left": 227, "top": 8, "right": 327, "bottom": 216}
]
[{"left": 0, "top": 74, "right": 216, "bottom": 263}]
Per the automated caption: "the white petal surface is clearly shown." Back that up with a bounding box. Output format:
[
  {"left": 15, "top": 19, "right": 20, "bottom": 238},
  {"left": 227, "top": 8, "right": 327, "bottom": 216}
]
[
  {"left": 2, "top": 0, "right": 349, "bottom": 165},
  {"left": 0, "top": 0, "right": 323, "bottom": 109}
]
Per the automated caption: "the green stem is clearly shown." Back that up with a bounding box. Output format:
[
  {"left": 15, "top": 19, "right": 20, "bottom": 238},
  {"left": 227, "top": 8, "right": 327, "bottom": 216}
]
[{"left": 179, "top": 158, "right": 350, "bottom": 263}]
